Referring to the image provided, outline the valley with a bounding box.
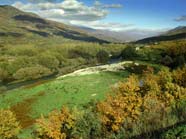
[0,2,186,139]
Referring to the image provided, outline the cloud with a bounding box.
[13,0,109,22]
[93,1,122,9]
[70,20,133,31]
[28,0,57,3]
[12,0,125,30]
[103,4,123,8]
[174,15,186,22]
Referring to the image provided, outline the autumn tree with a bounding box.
[97,75,142,134]
[97,67,186,137]
[36,107,76,139]
[0,109,21,139]
[172,67,186,87]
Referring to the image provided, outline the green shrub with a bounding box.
[161,125,186,139]
[74,110,102,139]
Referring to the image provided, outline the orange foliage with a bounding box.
[97,75,142,133]
[36,107,75,139]
[97,67,186,134]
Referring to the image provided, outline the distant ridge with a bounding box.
[166,26,186,35]
[136,26,186,43]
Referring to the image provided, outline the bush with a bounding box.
[96,50,109,63]
[125,64,149,74]
[161,55,173,66]
[35,107,76,139]
[161,125,186,139]
[172,67,186,87]
[174,55,185,68]
[97,68,186,138]
[74,110,102,139]
[173,100,186,121]
[0,109,21,139]
[0,86,7,93]
[0,68,9,83]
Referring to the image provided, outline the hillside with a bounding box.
[166,26,186,35]
[136,26,186,43]
[79,26,163,43]
[0,5,108,44]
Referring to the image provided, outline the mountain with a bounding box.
[79,27,163,43]
[136,26,186,44]
[0,5,108,44]
[166,26,186,35]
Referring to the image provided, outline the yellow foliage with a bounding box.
[97,75,143,132]
[117,75,140,95]
[36,107,75,139]
[97,67,186,134]
[172,67,186,87]
[0,109,21,139]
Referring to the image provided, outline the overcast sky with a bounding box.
[0,0,186,32]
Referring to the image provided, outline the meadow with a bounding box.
[0,70,129,138]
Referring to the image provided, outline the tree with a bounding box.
[121,46,137,60]
[0,68,9,83]
[161,55,173,67]
[96,50,109,63]
[13,66,52,81]
[37,53,60,70]
[172,67,186,87]
[0,109,21,139]
[174,55,185,68]
[36,107,76,139]
[74,110,102,139]
[97,75,142,134]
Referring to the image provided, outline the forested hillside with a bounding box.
[0,5,124,88]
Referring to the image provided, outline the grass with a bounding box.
[0,71,129,138]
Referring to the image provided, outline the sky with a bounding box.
[0,0,186,32]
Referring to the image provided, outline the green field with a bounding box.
[0,71,129,137]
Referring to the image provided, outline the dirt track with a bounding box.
[58,61,134,78]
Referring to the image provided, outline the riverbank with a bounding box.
[1,60,133,92]
[58,61,133,78]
